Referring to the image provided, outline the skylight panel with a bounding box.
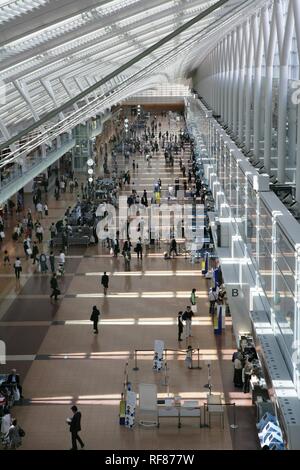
[0,0,48,25]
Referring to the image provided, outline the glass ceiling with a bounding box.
[0,0,263,149]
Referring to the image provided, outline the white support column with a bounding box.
[224,35,230,125]
[216,48,219,114]
[219,40,223,118]
[264,3,277,172]
[232,28,240,136]
[277,1,294,183]
[220,43,224,117]
[245,19,254,151]
[292,0,300,200]
[278,77,288,167]
[210,53,214,110]
[216,44,220,115]
[238,24,246,141]
[228,32,234,129]
[253,11,264,160]
[296,100,300,202]
[288,104,297,171]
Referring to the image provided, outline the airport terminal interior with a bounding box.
[1,0,300,452]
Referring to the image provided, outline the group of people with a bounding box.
[0,369,24,450]
[120,237,143,263]
[11,250,66,284]
[54,174,78,200]
[232,350,254,393]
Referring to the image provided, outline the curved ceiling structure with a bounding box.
[0,0,265,161]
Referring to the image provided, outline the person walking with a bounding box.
[32,241,39,265]
[177,311,184,342]
[233,351,244,388]
[208,286,219,315]
[14,257,22,279]
[5,419,23,449]
[242,357,253,393]
[50,222,57,241]
[190,288,197,314]
[175,177,180,197]
[185,345,193,369]
[122,240,131,264]
[44,203,48,217]
[50,273,60,301]
[1,409,12,436]
[54,186,60,200]
[36,201,43,219]
[101,272,109,295]
[62,230,68,252]
[23,238,31,260]
[39,253,48,273]
[113,238,120,257]
[169,237,178,257]
[90,306,100,334]
[182,305,194,338]
[141,190,148,207]
[36,224,44,243]
[67,405,84,450]
[59,251,65,270]
[135,237,143,260]
[7,368,24,398]
[49,251,56,273]
[3,250,11,266]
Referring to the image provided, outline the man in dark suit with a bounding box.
[101,272,109,296]
[68,405,84,450]
[7,369,23,398]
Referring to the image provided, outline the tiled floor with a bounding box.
[0,113,260,450]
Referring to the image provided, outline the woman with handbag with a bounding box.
[190,288,197,314]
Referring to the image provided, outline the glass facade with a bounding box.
[186,96,300,393]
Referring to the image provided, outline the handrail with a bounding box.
[203,401,238,429]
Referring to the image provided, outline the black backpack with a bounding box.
[90,309,100,321]
[182,311,188,321]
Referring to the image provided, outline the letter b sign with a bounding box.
[232,288,239,297]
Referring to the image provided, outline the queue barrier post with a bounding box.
[230,403,238,430]
[133,350,139,371]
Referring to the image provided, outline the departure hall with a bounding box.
[0,0,300,452]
